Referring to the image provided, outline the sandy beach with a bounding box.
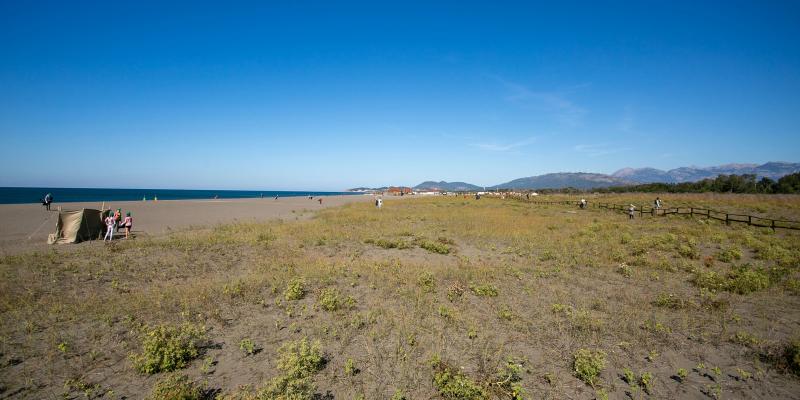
[0,194,376,255]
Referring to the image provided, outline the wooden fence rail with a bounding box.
[511,197,800,231]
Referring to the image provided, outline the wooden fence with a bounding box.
[515,198,800,231]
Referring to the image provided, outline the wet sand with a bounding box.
[0,194,377,255]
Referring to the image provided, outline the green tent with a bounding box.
[47,209,109,244]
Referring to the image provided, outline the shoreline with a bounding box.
[0,187,362,205]
[0,194,380,256]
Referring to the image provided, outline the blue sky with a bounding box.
[1,1,799,190]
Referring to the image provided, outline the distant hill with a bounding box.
[491,173,631,190]
[413,181,482,191]
[612,167,677,183]
[612,162,800,183]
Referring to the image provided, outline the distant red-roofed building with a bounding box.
[386,186,412,195]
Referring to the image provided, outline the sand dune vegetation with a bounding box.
[1,195,799,399]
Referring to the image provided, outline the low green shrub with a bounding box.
[622,368,635,386]
[726,266,771,294]
[344,358,358,376]
[639,372,654,394]
[497,305,513,321]
[318,288,341,311]
[573,349,606,386]
[677,243,700,259]
[148,374,203,400]
[284,277,306,301]
[240,338,256,355]
[492,359,525,399]
[676,368,688,381]
[369,238,412,249]
[652,293,691,309]
[731,331,761,347]
[717,247,743,263]
[693,265,773,294]
[470,284,499,297]
[260,338,324,399]
[419,240,451,254]
[131,323,206,374]
[417,271,436,293]
[431,359,487,400]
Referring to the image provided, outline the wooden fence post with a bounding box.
[771,219,776,231]
[725,214,730,225]
[748,215,752,226]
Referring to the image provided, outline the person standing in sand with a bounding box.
[122,212,133,239]
[318,198,323,205]
[103,213,115,241]
[42,193,53,210]
[113,209,122,232]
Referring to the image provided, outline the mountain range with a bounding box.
[489,173,629,190]
[611,162,800,183]
[413,181,483,191]
[348,162,800,191]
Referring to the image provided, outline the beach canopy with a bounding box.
[47,209,108,244]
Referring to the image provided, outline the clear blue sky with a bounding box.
[1,1,799,190]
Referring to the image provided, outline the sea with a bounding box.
[0,187,360,205]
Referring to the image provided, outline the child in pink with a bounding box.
[122,212,133,239]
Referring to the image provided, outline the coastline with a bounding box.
[0,194,378,255]
[0,187,359,205]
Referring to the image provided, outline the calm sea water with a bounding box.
[0,187,359,205]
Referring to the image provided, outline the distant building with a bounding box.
[386,186,413,196]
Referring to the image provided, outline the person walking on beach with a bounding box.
[318,198,323,205]
[42,193,53,210]
[103,213,115,241]
[628,204,636,220]
[122,212,133,239]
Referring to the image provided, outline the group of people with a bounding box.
[104,208,133,241]
[628,197,663,219]
[575,196,663,219]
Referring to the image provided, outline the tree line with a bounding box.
[596,172,800,194]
